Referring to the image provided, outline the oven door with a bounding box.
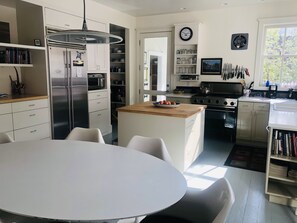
[205,107,237,129]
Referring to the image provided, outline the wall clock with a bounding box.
[231,33,249,50]
[179,27,193,41]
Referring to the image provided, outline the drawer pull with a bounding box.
[30,130,37,133]
[97,95,101,97]
[65,24,70,27]
[29,114,36,117]
[97,102,101,104]
[28,104,36,107]
[97,114,102,116]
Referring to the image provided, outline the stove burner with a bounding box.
[191,95,238,108]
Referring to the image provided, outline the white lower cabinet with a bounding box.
[0,103,14,138]
[236,101,269,146]
[88,90,111,135]
[0,98,51,141]
[14,123,50,141]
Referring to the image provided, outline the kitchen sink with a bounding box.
[273,100,297,111]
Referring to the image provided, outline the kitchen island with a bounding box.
[117,101,206,172]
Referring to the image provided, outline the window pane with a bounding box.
[263,56,281,83]
[282,56,297,88]
[264,28,284,55]
[284,27,297,55]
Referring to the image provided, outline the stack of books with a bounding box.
[272,130,297,158]
[270,162,288,178]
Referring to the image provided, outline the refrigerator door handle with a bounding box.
[65,50,72,132]
[68,50,75,130]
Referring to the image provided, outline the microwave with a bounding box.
[88,73,105,90]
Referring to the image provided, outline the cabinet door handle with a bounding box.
[28,104,36,107]
[97,102,101,104]
[65,24,70,27]
[29,113,36,117]
[97,95,101,97]
[30,130,37,133]
[97,114,102,117]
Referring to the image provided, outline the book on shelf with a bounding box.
[272,130,297,159]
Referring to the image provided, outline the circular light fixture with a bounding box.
[46,0,123,45]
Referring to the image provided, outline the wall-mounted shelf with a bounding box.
[0,42,46,51]
[0,63,33,67]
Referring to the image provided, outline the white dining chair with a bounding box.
[126,135,173,223]
[0,132,14,144]
[140,177,235,223]
[65,127,105,143]
[126,135,173,164]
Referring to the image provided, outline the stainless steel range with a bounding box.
[191,82,243,140]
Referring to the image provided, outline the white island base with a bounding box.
[118,102,205,172]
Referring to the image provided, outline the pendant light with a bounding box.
[46,0,123,45]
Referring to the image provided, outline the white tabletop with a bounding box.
[0,140,186,222]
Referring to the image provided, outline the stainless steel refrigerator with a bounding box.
[48,45,89,139]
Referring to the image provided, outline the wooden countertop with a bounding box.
[117,101,206,118]
[0,95,48,104]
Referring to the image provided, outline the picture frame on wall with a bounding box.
[201,58,222,75]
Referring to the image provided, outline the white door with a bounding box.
[139,31,172,102]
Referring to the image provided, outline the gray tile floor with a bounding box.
[105,129,297,223]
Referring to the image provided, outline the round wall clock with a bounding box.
[179,27,193,41]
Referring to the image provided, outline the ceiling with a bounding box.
[92,0,295,17]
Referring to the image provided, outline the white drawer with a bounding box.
[12,99,48,113]
[88,98,108,112]
[88,90,108,100]
[238,102,253,112]
[254,102,269,111]
[13,108,49,130]
[14,123,50,141]
[0,103,12,115]
[89,110,109,134]
[0,114,13,132]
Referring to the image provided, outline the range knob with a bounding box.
[224,101,228,105]
[216,100,220,104]
[230,102,235,106]
[208,99,211,103]
[199,99,204,103]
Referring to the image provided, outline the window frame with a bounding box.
[254,16,297,90]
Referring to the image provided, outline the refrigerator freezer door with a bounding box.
[69,49,89,129]
[49,46,71,139]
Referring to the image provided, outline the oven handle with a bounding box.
[206,108,236,113]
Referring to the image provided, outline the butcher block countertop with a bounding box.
[117,101,206,118]
[0,95,48,104]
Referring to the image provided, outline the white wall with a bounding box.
[136,2,297,88]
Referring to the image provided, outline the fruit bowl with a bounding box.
[153,101,180,108]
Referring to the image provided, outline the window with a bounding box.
[255,17,297,89]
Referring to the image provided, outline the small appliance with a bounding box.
[268,85,278,98]
[88,73,105,90]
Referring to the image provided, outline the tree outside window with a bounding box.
[262,26,297,88]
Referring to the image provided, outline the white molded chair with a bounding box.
[0,133,14,144]
[140,178,235,223]
[127,135,173,223]
[126,135,173,164]
[65,127,105,143]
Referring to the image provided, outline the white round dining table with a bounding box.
[0,140,186,222]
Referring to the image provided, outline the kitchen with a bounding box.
[0,0,297,222]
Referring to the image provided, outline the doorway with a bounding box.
[139,31,172,102]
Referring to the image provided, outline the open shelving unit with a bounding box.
[265,128,297,215]
[109,24,127,124]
